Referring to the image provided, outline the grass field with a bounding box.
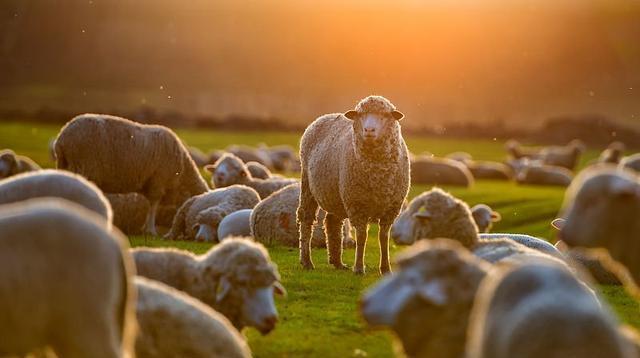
[1,120,638,357]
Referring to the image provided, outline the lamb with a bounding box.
[0,149,41,179]
[466,259,636,358]
[552,165,640,286]
[0,169,112,224]
[0,198,136,357]
[218,209,253,240]
[598,142,626,165]
[411,156,474,187]
[164,185,260,242]
[555,240,624,285]
[188,146,209,167]
[471,204,501,233]
[620,153,640,173]
[134,277,251,358]
[298,95,410,274]
[205,153,297,198]
[246,161,272,179]
[132,238,285,334]
[538,139,586,170]
[54,113,209,235]
[515,163,573,187]
[251,183,355,248]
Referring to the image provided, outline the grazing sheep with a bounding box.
[134,277,251,358]
[598,142,626,165]
[515,163,573,187]
[0,199,136,357]
[298,95,410,274]
[411,156,474,187]
[471,204,501,233]
[251,183,355,249]
[164,185,260,242]
[466,259,635,358]
[466,161,513,181]
[54,114,208,235]
[188,146,209,167]
[227,145,273,169]
[246,161,272,179]
[555,240,624,285]
[621,153,640,173]
[539,139,586,170]
[552,165,640,285]
[0,169,112,224]
[218,209,253,240]
[132,238,285,333]
[505,139,542,160]
[0,149,40,179]
[205,153,297,198]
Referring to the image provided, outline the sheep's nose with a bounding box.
[364,127,376,134]
[260,315,278,335]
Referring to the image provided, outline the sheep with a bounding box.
[411,156,474,187]
[466,259,636,358]
[132,237,285,334]
[205,153,298,198]
[218,209,253,240]
[246,161,272,179]
[466,161,513,181]
[538,139,586,170]
[207,149,225,165]
[598,141,626,165]
[0,149,40,179]
[0,198,136,357]
[505,139,542,160]
[0,169,112,224]
[470,204,501,233]
[621,153,640,173]
[188,146,209,167]
[54,113,209,235]
[298,95,410,274]
[227,145,274,169]
[251,183,355,249]
[515,163,573,187]
[445,151,473,163]
[134,277,251,358]
[555,240,624,285]
[260,144,298,171]
[164,185,260,242]
[552,165,640,286]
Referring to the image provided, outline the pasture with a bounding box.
[1,120,638,357]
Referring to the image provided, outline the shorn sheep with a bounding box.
[133,238,285,334]
[0,169,112,224]
[0,198,136,357]
[552,165,640,286]
[0,149,40,179]
[410,155,474,187]
[466,259,636,358]
[218,209,254,240]
[135,277,251,358]
[164,185,260,242]
[298,95,410,274]
[205,153,297,198]
[54,113,209,235]
[470,204,501,233]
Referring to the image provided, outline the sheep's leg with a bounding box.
[297,172,318,270]
[325,213,348,270]
[353,222,368,275]
[378,221,392,275]
[144,200,159,236]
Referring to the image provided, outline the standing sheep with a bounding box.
[54,114,208,235]
[205,153,297,198]
[132,238,286,334]
[0,149,40,179]
[298,95,410,274]
[471,204,501,233]
[135,277,251,358]
[410,156,474,187]
[0,169,112,224]
[0,198,136,357]
[539,139,586,170]
[164,185,260,242]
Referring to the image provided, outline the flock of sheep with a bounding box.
[0,94,639,357]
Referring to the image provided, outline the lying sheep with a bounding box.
[227,145,273,169]
[515,163,573,187]
[135,277,251,358]
[466,161,513,181]
[218,209,253,240]
[505,139,542,160]
[132,237,285,333]
[164,185,260,242]
[0,149,40,179]
[54,114,209,235]
[298,95,410,274]
[552,165,640,286]
[106,193,177,235]
[251,183,355,249]
[205,153,297,198]
[471,204,501,233]
[246,161,272,179]
[411,156,474,187]
[555,240,624,285]
[598,142,626,165]
[188,146,209,167]
[466,259,635,358]
[0,169,112,224]
[620,153,640,173]
[539,139,586,170]
[0,199,136,357]
[445,151,473,163]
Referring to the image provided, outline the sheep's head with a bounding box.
[193,208,225,242]
[568,139,586,155]
[0,150,18,178]
[344,95,403,147]
[205,153,251,188]
[200,238,286,334]
[471,204,501,233]
[360,239,489,357]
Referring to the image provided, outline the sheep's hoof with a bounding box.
[353,266,366,275]
[379,266,392,275]
[332,262,349,270]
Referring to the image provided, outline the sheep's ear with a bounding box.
[551,218,565,230]
[274,281,287,298]
[204,164,216,173]
[344,110,358,120]
[1,153,17,169]
[391,110,404,121]
[216,276,232,302]
[413,211,432,221]
[491,211,502,222]
[417,280,448,306]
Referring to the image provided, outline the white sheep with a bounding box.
[0,198,136,357]
[0,169,112,224]
[410,155,474,187]
[134,277,251,358]
[515,162,573,187]
[538,139,586,170]
[218,209,253,240]
[466,258,636,358]
[620,153,640,173]
[54,113,209,235]
[0,149,40,179]
[470,204,501,233]
[132,237,286,334]
[298,95,410,274]
[164,185,260,242]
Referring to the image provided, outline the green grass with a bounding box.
[1,120,638,357]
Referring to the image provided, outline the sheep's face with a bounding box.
[0,151,17,178]
[471,206,501,233]
[205,156,250,188]
[345,110,403,145]
[194,209,223,242]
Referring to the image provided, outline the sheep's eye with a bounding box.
[240,171,246,177]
